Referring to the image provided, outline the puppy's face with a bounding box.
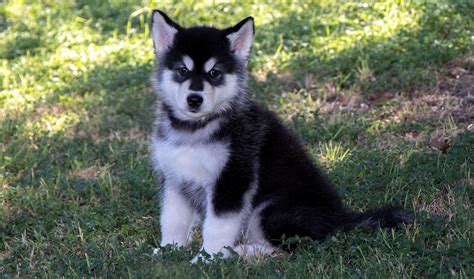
[151,11,254,121]
[159,39,240,121]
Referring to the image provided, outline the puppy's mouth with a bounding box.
[180,108,211,120]
[175,103,220,121]
[185,102,227,119]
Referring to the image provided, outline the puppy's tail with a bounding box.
[342,205,414,231]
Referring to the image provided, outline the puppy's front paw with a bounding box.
[152,247,161,255]
[190,247,233,264]
[190,253,209,264]
[152,243,183,256]
[190,249,217,264]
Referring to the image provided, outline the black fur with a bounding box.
[212,101,413,247]
[151,10,413,250]
[161,103,220,132]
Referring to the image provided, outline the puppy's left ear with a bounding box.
[224,17,254,60]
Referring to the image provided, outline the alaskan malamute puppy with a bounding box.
[150,10,413,262]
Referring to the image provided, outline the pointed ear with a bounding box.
[151,10,181,54]
[225,17,254,60]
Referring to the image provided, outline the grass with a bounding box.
[1,0,473,277]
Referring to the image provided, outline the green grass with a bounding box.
[1,0,473,277]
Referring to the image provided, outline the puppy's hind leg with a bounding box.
[234,202,277,259]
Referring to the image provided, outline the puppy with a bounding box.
[149,10,413,262]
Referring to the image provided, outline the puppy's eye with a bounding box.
[177,67,190,76]
[208,69,222,79]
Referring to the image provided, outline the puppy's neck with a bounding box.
[161,103,219,132]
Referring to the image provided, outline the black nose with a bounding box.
[187,94,203,109]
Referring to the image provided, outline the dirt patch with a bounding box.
[74,166,105,180]
[423,189,456,221]
[321,56,473,131]
[422,185,471,222]
[437,56,474,123]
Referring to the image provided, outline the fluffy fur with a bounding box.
[149,10,413,262]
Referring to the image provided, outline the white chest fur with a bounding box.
[152,139,230,186]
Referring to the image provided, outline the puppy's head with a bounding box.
[151,10,254,121]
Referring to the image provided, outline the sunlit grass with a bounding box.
[318,141,351,168]
[1,0,473,277]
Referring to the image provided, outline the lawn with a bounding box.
[1,0,473,277]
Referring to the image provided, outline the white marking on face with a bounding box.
[211,74,239,113]
[183,55,194,71]
[204,57,217,72]
[156,68,240,121]
[155,69,179,109]
[158,69,194,120]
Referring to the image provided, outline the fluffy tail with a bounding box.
[342,205,414,231]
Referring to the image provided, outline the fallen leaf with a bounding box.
[380,91,392,100]
[448,67,469,79]
[369,91,392,102]
[336,95,349,105]
[428,139,450,154]
[75,166,103,179]
[325,81,336,94]
[368,95,377,101]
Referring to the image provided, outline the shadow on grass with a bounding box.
[2,0,472,216]
[2,0,472,233]
[1,59,155,184]
[1,1,473,275]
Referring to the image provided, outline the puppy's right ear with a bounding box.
[151,10,181,54]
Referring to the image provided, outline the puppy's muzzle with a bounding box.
[187,93,203,111]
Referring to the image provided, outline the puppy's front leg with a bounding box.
[191,150,256,263]
[160,185,195,248]
[191,211,243,263]
[202,211,243,255]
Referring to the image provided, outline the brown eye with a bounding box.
[177,67,189,76]
[208,69,221,79]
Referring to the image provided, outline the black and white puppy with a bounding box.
[150,10,413,262]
